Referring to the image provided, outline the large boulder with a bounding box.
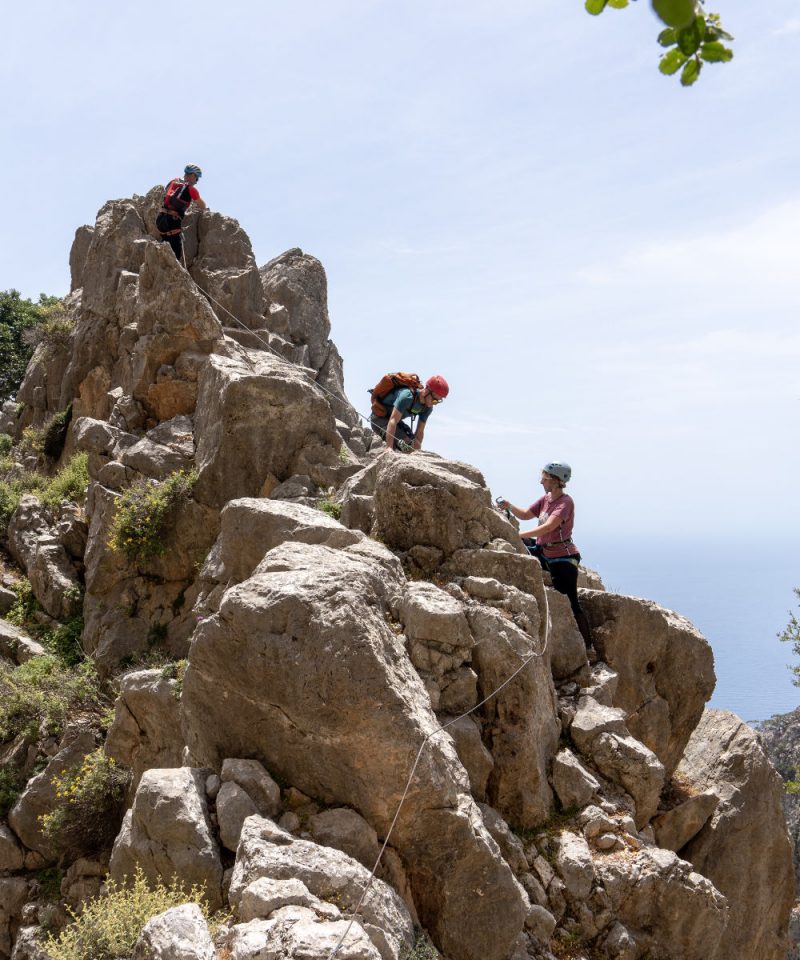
[594,847,727,960]
[192,352,347,509]
[109,767,223,911]
[181,541,527,960]
[104,668,185,791]
[372,455,520,559]
[582,592,715,777]
[678,709,795,960]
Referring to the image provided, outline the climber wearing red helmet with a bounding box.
[370,375,449,453]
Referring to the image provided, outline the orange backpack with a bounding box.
[369,372,423,417]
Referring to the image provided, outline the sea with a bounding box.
[581,536,799,725]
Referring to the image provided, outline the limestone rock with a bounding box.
[553,831,594,901]
[182,542,527,960]
[132,902,215,960]
[443,715,493,801]
[221,758,282,820]
[469,607,559,827]
[70,224,94,292]
[200,497,363,590]
[594,846,727,960]
[551,748,600,810]
[545,587,587,680]
[590,732,665,829]
[308,808,380,871]
[0,824,24,873]
[582,592,715,777]
[478,804,528,876]
[9,726,97,860]
[217,781,260,852]
[569,696,628,754]
[678,709,794,960]
[239,876,330,922]
[0,621,46,665]
[109,767,223,911]
[652,791,718,852]
[105,668,184,791]
[6,496,81,620]
[401,581,472,680]
[193,352,346,509]
[372,454,519,558]
[0,877,29,959]
[229,816,412,960]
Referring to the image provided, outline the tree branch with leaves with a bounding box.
[585,0,734,86]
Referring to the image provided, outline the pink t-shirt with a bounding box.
[528,493,579,558]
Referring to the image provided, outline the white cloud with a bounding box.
[773,18,800,36]
[573,198,800,305]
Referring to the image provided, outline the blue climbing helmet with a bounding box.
[184,164,203,179]
[544,462,571,483]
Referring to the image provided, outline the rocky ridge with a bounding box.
[0,191,794,960]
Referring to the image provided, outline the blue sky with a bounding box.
[1,0,798,548]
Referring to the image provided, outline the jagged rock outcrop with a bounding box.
[677,709,795,960]
[181,537,528,960]
[1,191,795,960]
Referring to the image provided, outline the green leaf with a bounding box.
[659,48,688,75]
[677,16,705,56]
[700,41,733,62]
[607,0,629,7]
[680,58,702,86]
[585,0,608,14]
[657,27,678,46]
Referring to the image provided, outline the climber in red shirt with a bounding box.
[156,164,207,262]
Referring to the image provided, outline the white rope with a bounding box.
[325,586,552,960]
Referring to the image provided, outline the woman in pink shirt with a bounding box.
[498,462,592,649]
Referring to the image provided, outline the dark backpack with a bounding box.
[163,178,191,217]
[369,372,423,417]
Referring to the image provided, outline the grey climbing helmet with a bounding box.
[543,461,571,483]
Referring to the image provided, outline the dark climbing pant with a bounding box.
[156,212,183,261]
[369,414,415,451]
[526,544,593,648]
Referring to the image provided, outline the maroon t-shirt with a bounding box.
[528,493,579,559]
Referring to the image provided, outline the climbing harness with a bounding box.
[325,586,552,960]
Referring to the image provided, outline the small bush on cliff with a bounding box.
[45,867,224,960]
[23,297,74,349]
[108,469,197,565]
[41,451,89,509]
[317,495,342,520]
[42,403,73,460]
[0,766,24,818]
[401,931,440,959]
[0,656,102,742]
[39,749,128,857]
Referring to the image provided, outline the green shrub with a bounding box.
[24,299,74,350]
[0,766,24,819]
[41,452,89,509]
[0,469,46,532]
[401,931,441,960]
[19,424,46,457]
[108,470,197,565]
[317,497,342,521]
[39,749,128,857]
[0,656,103,742]
[0,290,52,400]
[0,434,11,456]
[42,404,73,460]
[45,867,225,960]
[42,615,85,667]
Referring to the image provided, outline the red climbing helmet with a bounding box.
[425,375,449,400]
